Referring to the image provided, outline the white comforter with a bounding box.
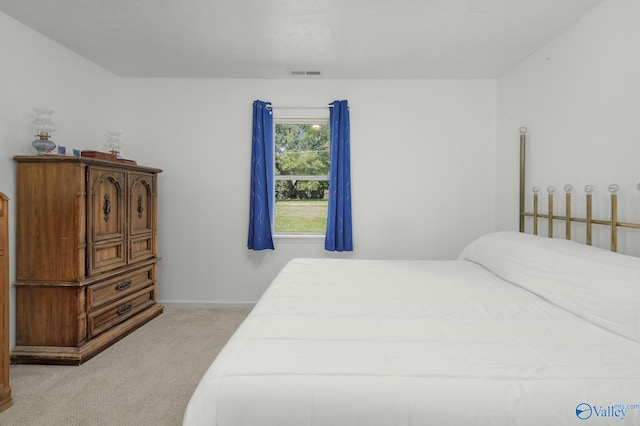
[184,232,640,425]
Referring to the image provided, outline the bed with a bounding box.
[184,130,640,425]
[184,232,640,425]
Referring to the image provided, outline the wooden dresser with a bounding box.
[11,156,163,365]
[0,193,13,411]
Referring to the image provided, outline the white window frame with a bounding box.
[273,115,330,237]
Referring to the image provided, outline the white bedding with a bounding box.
[184,232,640,425]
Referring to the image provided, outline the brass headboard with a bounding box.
[518,127,640,252]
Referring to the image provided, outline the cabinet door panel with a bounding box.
[16,162,86,281]
[88,167,126,275]
[129,235,153,262]
[15,286,86,347]
[91,241,126,272]
[128,172,156,262]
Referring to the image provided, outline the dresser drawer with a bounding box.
[87,266,154,310]
[87,287,155,338]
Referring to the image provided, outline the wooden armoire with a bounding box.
[11,156,163,365]
[0,193,13,411]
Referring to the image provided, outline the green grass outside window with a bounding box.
[275,199,328,233]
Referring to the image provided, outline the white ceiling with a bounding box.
[0,0,604,79]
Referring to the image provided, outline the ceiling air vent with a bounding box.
[289,70,322,76]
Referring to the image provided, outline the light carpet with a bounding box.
[1,307,251,426]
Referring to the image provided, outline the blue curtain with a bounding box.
[325,100,353,252]
[247,100,275,250]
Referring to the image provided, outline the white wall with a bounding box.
[0,10,497,347]
[496,0,640,256]
[119,78,497,305]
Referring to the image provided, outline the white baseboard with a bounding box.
[159,300,256,309]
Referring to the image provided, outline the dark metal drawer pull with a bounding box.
[137,195,144,219]
[103,193,111,222]
[115,280,132,291]
[118,302,134,315]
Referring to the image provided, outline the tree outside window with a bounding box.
[274,121,329,234]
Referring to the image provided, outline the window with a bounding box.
[274,118,330,234]
[248,99,351,251]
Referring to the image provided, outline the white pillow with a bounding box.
[459,231,640,342]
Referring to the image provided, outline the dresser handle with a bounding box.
[103,193,111,222]
[118,302,134,315]
[115,280,132,291]
[137,195,144,219]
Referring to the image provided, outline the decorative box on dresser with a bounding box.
[11,155,163,365]
[0,193,13,411]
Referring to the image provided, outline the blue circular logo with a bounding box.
[576,403,593,420]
